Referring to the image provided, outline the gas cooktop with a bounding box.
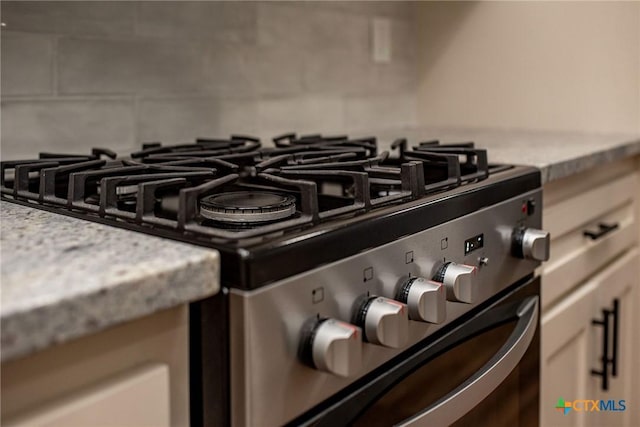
[0,133,539,288]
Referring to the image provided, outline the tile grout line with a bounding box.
[133,0,145,146]
[133,95,140,145]
[51,35,59,97]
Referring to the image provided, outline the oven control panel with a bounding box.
[229,189,547,427]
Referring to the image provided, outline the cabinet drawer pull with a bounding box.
[583,222,619,240]
[591,298,620,392]
[591,307,611,391]
[610,299,620,378]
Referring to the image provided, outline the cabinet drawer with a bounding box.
[542,173,638,307]
[544,172,637,240]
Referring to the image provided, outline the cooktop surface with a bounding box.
[1,133,540,287]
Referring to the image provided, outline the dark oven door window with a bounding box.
[290,277,540,427]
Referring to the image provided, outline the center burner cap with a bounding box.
[199,191,297,224]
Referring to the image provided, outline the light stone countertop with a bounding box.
[374,127,640,183]
[0,202,220,362]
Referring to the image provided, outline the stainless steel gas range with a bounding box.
[1,134,549,427]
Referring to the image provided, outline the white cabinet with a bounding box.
[541,158,640,426]
[542,168,637,307]
[1,306,190,427]
[541,249,638,427]
[541,277,597,427]
[586,249,638,427]
[4,364,170,427]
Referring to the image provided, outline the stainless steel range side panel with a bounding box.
[230,189,542,427]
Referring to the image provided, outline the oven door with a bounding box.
[289,276,540,427]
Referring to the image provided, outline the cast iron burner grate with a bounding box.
[0,133,502,243]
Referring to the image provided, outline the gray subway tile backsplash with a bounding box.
[257,3,369,52]
[1,32,54,96]
[302,48,373,95]
[57,38,206,95]
[135,2,257,43]
[1,99,135,158]
[136,97,221,143]
[257,94,345,138]
[1,1,136,37]
[216,98,260,138]
[1,1,418,159]
[344,93,417,132]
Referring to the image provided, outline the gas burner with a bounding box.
[96,183,138,197]
[199,191,297,224]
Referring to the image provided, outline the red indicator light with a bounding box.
[522,203,527,214]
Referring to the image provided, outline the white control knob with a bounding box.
[302,318,362,377]
[354,296,409,348]
[433,262,477,304]
[512,227,550,261]
[396,277,446,324]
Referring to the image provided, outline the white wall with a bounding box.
[416,1,640,134]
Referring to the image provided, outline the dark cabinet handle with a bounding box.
[583,222,619,240]
[610,299,620,377]
[591,307,611,391]
[591,298,621,391]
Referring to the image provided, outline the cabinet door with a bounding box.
[586,248,638,427]
[541,279,597,427]
[4,364,170,427]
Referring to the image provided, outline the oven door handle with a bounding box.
[397,296,538,427]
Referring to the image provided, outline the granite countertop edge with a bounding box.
[1,251,219,363]
[539,137,640,183]
[1,202,220,363]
